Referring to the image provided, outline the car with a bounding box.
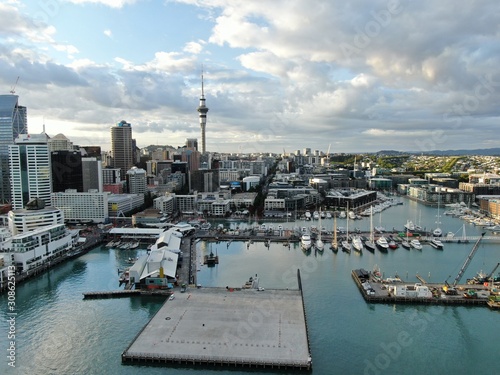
[169,294,175,300]
[257,287,265,291]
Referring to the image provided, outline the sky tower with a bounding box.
[197,70,209,154]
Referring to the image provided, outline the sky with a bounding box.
[1,0,500,154]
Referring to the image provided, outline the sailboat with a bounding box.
[330,216,338,252]
[433,189,443,237]
[315,208,325,251]
[364,206,376,252]
[401,229,411,249]
[341,203,352,253]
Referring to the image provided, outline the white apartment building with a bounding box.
[52,189,109,223]
[127,167,147,194]
[108,194,144,216]
[9,133,53,209]
[211,199,231,216]
[154,194,175,216]
[8,204,64,235]
[175,195,197,214]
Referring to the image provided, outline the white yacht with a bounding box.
[376,236,389,251]
[410,239,423,250]
[430,238,444,249]
[301,233,312,251]
[352,235,363,253]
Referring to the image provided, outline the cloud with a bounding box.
[67,0,139,8]
[2,0,500,153]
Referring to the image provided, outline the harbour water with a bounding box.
[1,198,499,374]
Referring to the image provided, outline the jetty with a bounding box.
[352,269,490,306]
[121,272,312,370]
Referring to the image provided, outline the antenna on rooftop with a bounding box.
[10,76,20,94]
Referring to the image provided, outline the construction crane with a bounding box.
[443,232,485,295]
[10,76,19,94]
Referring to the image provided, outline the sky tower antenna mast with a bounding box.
[197,66,209,154]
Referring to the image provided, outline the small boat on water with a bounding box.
[430,238,444,249]
[341,240,351,254]
[352,235,363,253]
[401,240,411,249]
[376,236,389,252]
[410,239,423,250]
[388,240,399,249]
[301,233,312,251]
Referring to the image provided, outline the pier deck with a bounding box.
[122,287,311,370]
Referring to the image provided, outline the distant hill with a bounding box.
[376,148,500,156]
[407,148,500,156]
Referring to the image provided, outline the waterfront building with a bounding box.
[324,189,377,210]
[51,150,83,192]
[476,196,500,219]
[126,167,147,194]
[264,197,286,211]
[368,177,392,190]
[211,199,231,217]
[9,133,52,210]
[108,194,144,217]
[7,200,64,235]
[174,194,197,214]
[0,94,27,204]
[153,194,175,217]
[52,189,109,223]
[1,223,78,274]
[111,120,134,178]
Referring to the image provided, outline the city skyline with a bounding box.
[1,1,500,154]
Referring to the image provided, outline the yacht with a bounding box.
[301,233,312,251]
[352,235,363,253]
[326,212,332,219]
[341,239,351,253]
[313,211,320,220]
[305,210,311,220]
[364,206,376,252]
[410,239,423,250]
[404,220,422,232]
[430,238,444,249]
[376,236,389,252]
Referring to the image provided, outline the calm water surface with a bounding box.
[1,199,499,374]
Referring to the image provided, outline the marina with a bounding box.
[2,197,500,375]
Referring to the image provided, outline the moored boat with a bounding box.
[410,239,423,250]
[430,238,444,249]
[376,236,389,252]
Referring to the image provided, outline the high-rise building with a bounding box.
[126,167,147,194]
[186,138,198,151]
[111,120,133,179]
[51,150,83,192]
[0,95,27,203]
[48,133,73,151]
[9,133,52,210]
[82,157,103,192]
[197,73,209,154]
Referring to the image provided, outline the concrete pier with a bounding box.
[122,286,312,370]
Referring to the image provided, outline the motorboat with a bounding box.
[430,238,444,249]
[388,240,399,249]
[352,235,363,253]
[410,239,423,250]
[376,236,389,252]
[301,233,312,251]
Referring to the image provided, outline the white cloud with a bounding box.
[66,0,139,8]
[183,41,203,54]
[103,29,113,38]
